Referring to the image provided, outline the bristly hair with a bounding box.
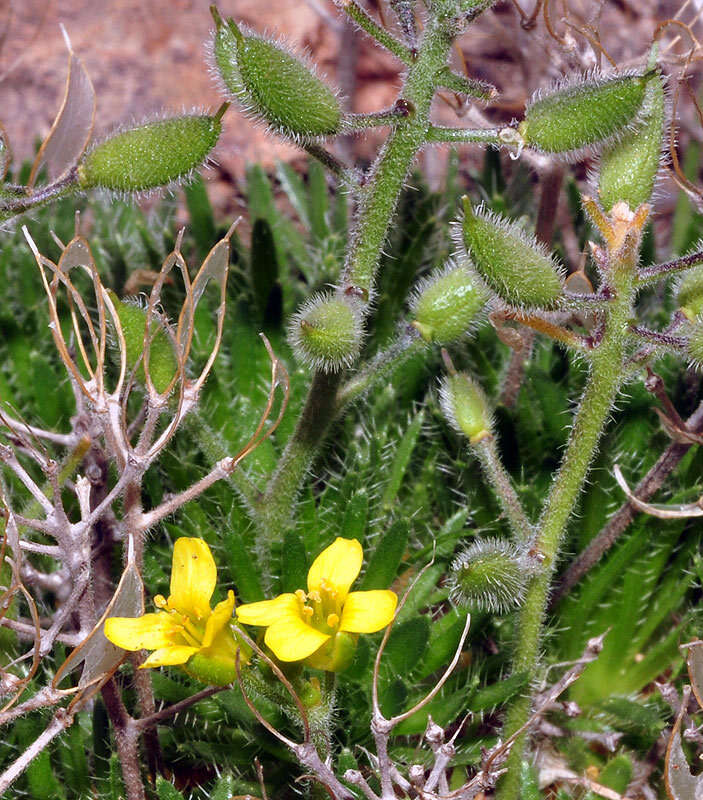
[205,24,343,146]
[524,66,654,164]
[588,69,672,210]
[449,202,566,314]
[287,290,364,372]
[78,108,219,201]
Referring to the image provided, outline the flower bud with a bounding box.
[598,71,666,212]
[519,70,650,160]
[211,16,342,140]
[449,538,528,614]
[676,263,703,322]
[289,293,362,372]
[459,198,564,310]
[410,263,487,344]
[108,292,178,394]
[439,371,492,444]
[78,114,221,193]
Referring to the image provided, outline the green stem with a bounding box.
[334,326,424,411]
[496,267,636,799]
[255,19,455,542]
[340,0,414,65]
[473,436,532,542]
[425,125,502,145]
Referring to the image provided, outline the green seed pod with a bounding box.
[459,198,564,310]
[108,292,178,394]
[449,538,528,614]
[410,263,487,344]
[210,16,341,140]
[686,318,703,368]
[289,293,362,372]
[78,114,221,193]
[676,261,703,321]
[519,69,650,160]
[440,371,492,444]
[598,71,666,211]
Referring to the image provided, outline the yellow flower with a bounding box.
[105,538,248,685]
[236,537,397,671]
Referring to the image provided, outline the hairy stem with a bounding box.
[496,253,636,799]
[254,18,455,546]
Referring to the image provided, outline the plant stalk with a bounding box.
[254,18,455,544]
[496,252,637,799]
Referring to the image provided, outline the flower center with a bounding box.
[154,594,206,647]
[295,579,343,634]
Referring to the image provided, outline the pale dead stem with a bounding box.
[0,218,290,799]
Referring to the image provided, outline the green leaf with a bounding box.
[381,411,424,510]
[184,173,217,259]
[156,777,187,800]
[250,218,283,326]
[341,490,369,542]
[383,616,430,674]
[281,528,308,592]
[360,520,408,590]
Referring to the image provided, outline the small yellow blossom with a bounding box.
[105,538,247,685]
[236,537,397,671]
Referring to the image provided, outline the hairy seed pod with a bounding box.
[686,319,703,367]
[78,115,221,193]
[676,262,703,321]
[449,538,528,614]
[211,17,341,140]
[440,371,492,444]
[410,263,487,344]
[108,292,178,394]
[598,71,666,212]
[519,70,650,159]
[289,293,362,372]
[459,198,564,310]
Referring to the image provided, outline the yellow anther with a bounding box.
[308,590,322,604]
[327,613,340,628]
[302,606,314,619]
[154,594,167,609]
[295,589,307,603]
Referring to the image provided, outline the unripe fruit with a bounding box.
[410,263,487,344]
[449,538,528,614]
[686,318,703,367]
[439,371,492,444]
[519,70,650,159]
[459,198,564,310]
[108,292,178,394]
[598,71,666,211]
[211,16,342,140]
[78,115,221,193]
[676,262,703,321]
[289,293,362,372]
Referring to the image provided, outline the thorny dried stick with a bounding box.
[233,631,354,800]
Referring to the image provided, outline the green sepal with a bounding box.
[289,293,362,372]
[440,371,492,443]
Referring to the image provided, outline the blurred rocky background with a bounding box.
[1,0,702,223]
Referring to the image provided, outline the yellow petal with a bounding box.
[236,594,299,627]
[104,613,183,651]
[339,590,397,633]
[168,538,217,619]
[307,538,362,601]
[202,590,235,648]
[141,645,199,668]
[264,616,330,662]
